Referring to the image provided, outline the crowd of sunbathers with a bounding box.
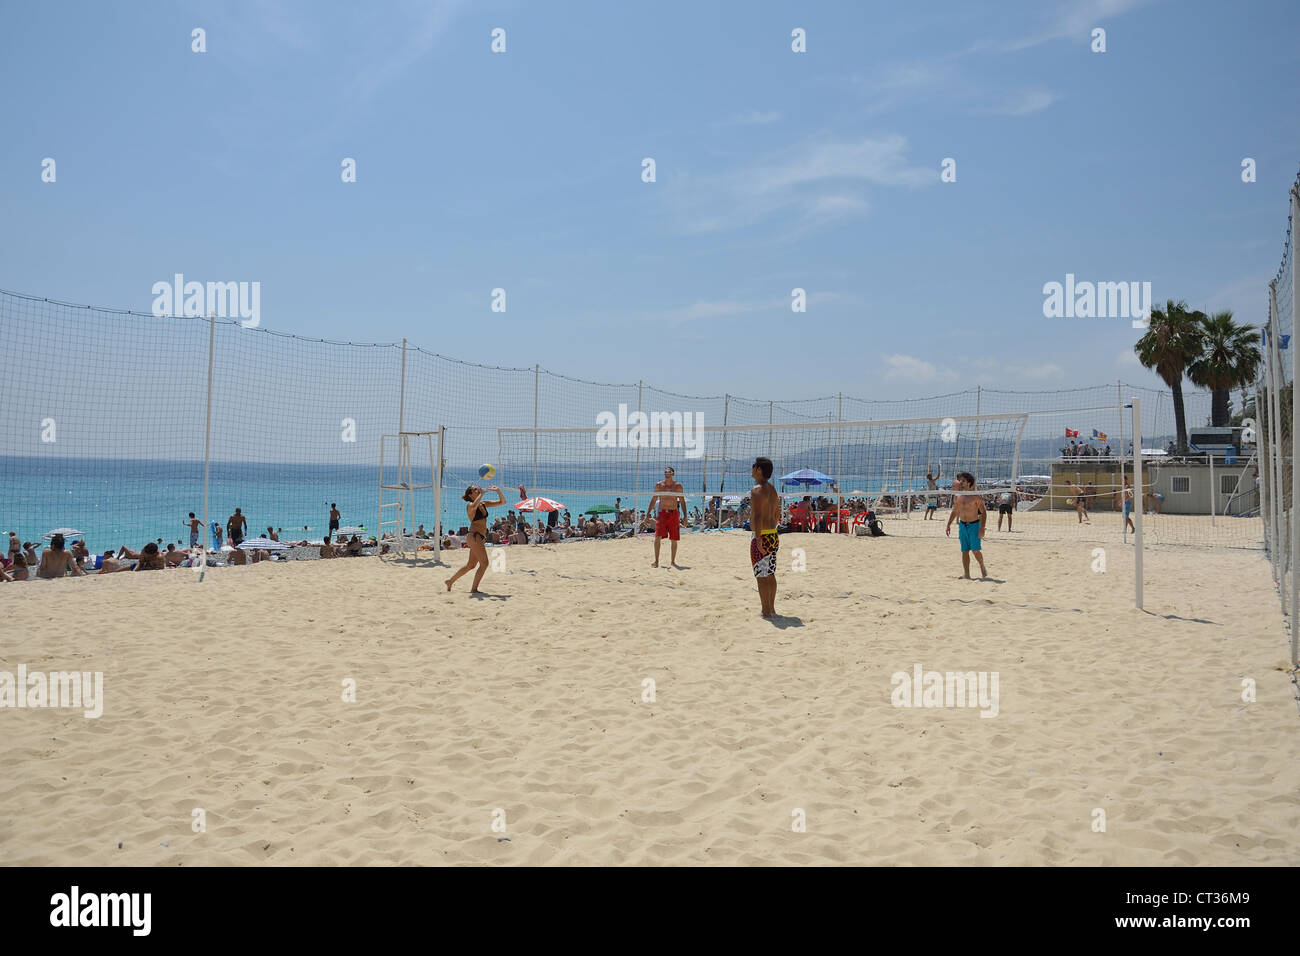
[0,523,381,581]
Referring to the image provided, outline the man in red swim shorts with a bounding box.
[648,466,686,568]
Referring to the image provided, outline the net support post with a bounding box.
[1131,397,1143,611]
[1291,184,1300,664]
[434,427,443,563]
[200,312,215,580]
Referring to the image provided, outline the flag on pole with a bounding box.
[1065,428,1079,437]
[1093,429,1108,441]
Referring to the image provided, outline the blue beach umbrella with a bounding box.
[778,468,832,487]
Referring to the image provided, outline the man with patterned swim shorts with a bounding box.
[749,456,781,618]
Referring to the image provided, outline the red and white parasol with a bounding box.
[515,497,565,512]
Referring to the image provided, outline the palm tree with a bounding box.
[1135,300,1203,453]
[1187,310,1262,426]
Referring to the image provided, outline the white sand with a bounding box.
[2,512,1298,865]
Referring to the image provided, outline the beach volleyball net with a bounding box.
[0,286,1262,575]
[498,413,1030,524]
[1257,172,1300,664]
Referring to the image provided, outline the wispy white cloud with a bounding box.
[968,357,1065,380]
[352,0,466,99]
[1201,275,1269,327]
[726,109,782,126]
[979,87,1061,116]
[674,300,755,321]
[882,354,956,384]
[660,291,843,323]
[665,135,933,236]
[1117,348,1142,367]
[999,0,1153,53]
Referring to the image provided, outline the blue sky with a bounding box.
[3,0,1298,400]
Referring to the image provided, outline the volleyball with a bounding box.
[478,463,496,480]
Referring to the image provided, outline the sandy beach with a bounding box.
[2,513,1297,866]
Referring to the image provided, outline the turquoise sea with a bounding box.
[0,455,953,551]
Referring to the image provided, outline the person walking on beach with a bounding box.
[227,508,247,547]
[945,472,988,579]
[924,464,941,519]
[329,503,340,539]
[647,466,686,568]
[185,512,201,549]
[749,456,781,618]
[446,484,506,595]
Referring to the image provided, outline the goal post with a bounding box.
[378,428,443,560]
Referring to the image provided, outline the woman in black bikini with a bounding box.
[446,484,506,594]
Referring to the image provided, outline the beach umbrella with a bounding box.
[236,537,290,551]
[516,497,564,512]
[583,504,617,515]
[42,527,84,539]
[778,468,832,486]
[334,526,366,536]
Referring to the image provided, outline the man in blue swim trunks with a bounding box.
[945,471,988,579]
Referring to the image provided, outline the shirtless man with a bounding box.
[945,472,988,579]
[749,456,781,617]
[38,534,84,579]
[1069,480,1090,524]
[185,512,201,549]
[227,507,248,546]
[647,466,686,568]
[924,464,941,519]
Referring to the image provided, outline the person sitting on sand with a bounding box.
[345,535,363,557]
[98,550,127,573]
[266,526,279,542]
[37,534,84,579]
[318,536,336,558]
[134,542,165,571]
[71,538,90,568]
[8,551,28,580]
[229,546,248,566]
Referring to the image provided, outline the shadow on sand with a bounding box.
[766,615,804,628]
